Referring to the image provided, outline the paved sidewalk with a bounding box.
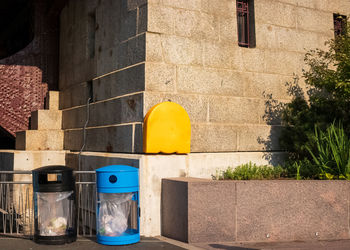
[194,239,350,250]
[2,236,350,250]
[0,236,189,250]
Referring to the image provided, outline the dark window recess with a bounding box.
[236,0,255,48]
[333,14,347,37]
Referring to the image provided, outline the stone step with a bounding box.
[45,91,60,110]
[0,150,66,171]
[15,130,64,150]
[30,109,62,130]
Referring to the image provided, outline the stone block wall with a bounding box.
[144,0,350,153]
[60,0,147,153]
[59,0,350,154]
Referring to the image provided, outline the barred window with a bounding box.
[236,0,255,48]
[333,13,347,37]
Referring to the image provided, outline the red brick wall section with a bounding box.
[0,65,47,136]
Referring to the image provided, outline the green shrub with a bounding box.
[280,21,350,160]
[216,162,287,180]
[306,122,350,180]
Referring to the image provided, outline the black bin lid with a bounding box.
[32,165,75,192]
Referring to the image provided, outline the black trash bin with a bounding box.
[32,165,77,244]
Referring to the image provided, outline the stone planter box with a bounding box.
[161,178,350,243]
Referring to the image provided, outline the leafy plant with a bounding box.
[306,122,350,180]
[216,162,287,180]
[280,21,350,160]
[282,159,319,180]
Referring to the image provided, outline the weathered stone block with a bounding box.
[133,123,143,153]
[237,125,282,151]
[93,64,145,102]
[191,123,238,152]
[127,0,147,10]
[202,42,235,69]
[236,181,350,241]
[45,91,60,110]
[201,0,234,17]
[264,50,302,75]
[296,8,333,34]
[161,178,236,243]
[120,8,137,41]
[243,72,292,100]
[72,59,96,87]
[162,0,201,10]
[96,34,145,76]
[162,178,350,243]
[144,92,208,123]
[219,15,237,45]
[241,48,266,73]
[145,33,163,62]
[62,93,144,129]
[174,10,220,41]
[16,130,64,151]
[177,66,244,96]
[139,155,188,236]
[64,125,134,152]
[161,179,188,242]
[255,0,297,28]
[145,62,176,92]
[31,110,62,130]
[161,35,202,66]
[209,96,261,124]
[59,82,92,110]
[127,33,146,66]
[137,4,147,34]
[147,4,175,34]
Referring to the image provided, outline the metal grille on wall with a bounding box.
[237,0,250,47]
[333,14,347,37]
[0,171,96,238]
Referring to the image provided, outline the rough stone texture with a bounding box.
[30,110,62,130]
[162,178,350,243]
[64,151,286,237]
[64,125,134,153]
[59,0,350,154]
[187,180,236,243]
[59,0,147,153]
[0,150,66,171]
[190,123,238,152]
[44,91,60,110]
[144,92,209,123]
[162,178,237,243]
[16,130,64,151]
[142,0,350,153]
[93,64,145,102]
[161,179,188,242]
[236,181,350,242]
[0,66,48,136]
[62,93,144,129]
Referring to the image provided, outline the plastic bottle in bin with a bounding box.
[32,165,77,245]
[96,165,140,245]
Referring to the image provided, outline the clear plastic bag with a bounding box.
[97,193,133,237]
[36,191,74,236]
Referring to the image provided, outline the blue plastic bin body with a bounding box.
[96,165,140,246]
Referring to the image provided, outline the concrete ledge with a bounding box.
[162,178,350,243]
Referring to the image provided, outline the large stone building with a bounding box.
[0,0,349,236]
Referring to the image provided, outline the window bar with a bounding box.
[237,0,250,47]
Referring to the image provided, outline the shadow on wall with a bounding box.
[258,75,305,166]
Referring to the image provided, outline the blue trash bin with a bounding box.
[96,165,140,245]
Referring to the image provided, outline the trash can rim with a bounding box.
[96,165,138,173]
[32,165,72,173]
